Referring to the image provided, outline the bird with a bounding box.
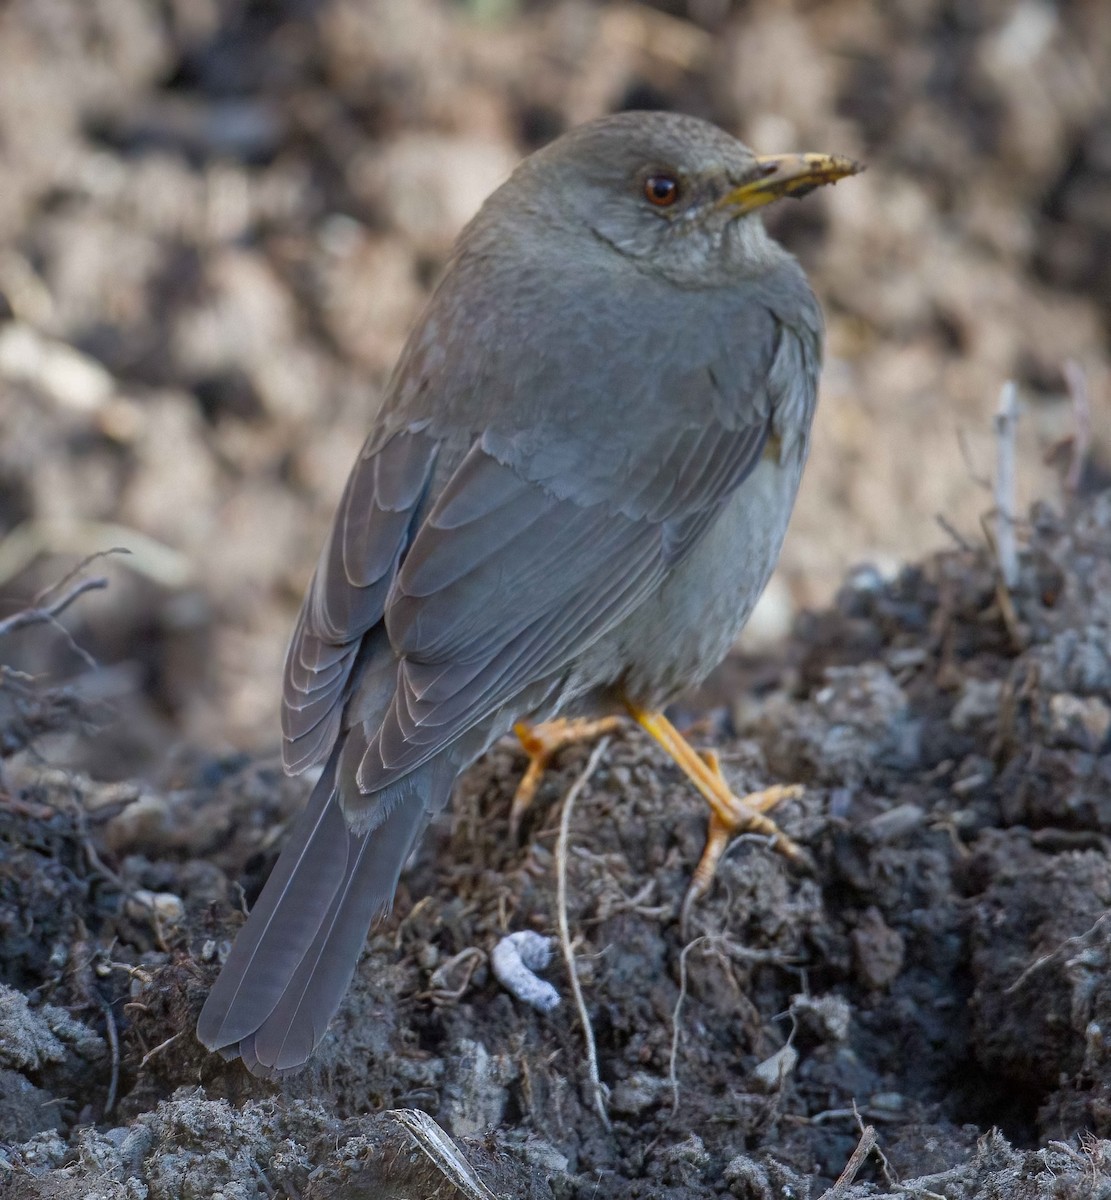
[197,110,860,1076]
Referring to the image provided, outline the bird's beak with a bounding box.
[718,153,863,216]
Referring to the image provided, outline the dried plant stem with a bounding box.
[555,737,612,1129]
[0,576,107,639]
[819,1122,877,1199]
[669,935,710,1114]
[1062,359,1091,495]
[993,381,1019,590]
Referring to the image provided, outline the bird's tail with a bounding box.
[196,749,447,1077]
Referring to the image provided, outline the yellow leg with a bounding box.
[510,716,625,839]
[625,702,804,918]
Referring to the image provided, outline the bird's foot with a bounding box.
[682,761,804,929]
[510,716,625,839]
[623,703,805,927]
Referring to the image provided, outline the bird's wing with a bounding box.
[280,429,439,774]
[356,320,817,791]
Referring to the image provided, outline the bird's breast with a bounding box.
[608,450,805,705]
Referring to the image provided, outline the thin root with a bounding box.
[555,737,612,1129]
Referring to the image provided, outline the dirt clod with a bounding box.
[2,494,1110,1195]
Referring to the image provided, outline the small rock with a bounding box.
[104,793,171,853]
[517,1136,569,1178]
[789,993,851,1043]
[438,1039,518,1138]
[950,678,1004,732]
[0,322,114,411]
[863,802,926,844]
[1046,693,1111,752]
[951,755,995,796]
[869,1090,908,1118]
[610,1071,667,1115]
[851,906,905,990]
[660,1132,711,1172]
[358,133,518,252]
[742,573,794,647]
[125,890,185,926]
[1037,629,1111,695]
[751,1044,799,1092]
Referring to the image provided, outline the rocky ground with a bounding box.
[2,0,1111,1197]
[4,487,1111,1197]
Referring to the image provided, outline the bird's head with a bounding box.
[492,111,861,288]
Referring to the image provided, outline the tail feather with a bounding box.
[197,757,347,1052]
[197,752,450,1076]
[242,794,427,1074]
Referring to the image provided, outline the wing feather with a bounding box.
[280,429,438,774]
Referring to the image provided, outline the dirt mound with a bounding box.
[2,492,1110,1196]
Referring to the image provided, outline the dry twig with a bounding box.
[1062,359,1092,496]
[1004,912,1111,995]
[993,381,1019,591]
[0,576,107,639]
[101,996,120,1117]
[390,1109,498,1200]
[555,737,612,1129]
[819,1122,877,1199]
[668,933,794,1114]
[669,935,710,1114]
[956,427,992,490]
[423,946,487,1006]
[138,1030,184,1071]
[934,513,974,553]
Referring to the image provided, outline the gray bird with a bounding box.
[197,111,860,1076]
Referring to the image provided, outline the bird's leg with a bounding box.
[624,702,804,921]
[510,716,625,839]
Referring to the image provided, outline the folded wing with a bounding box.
[358,407,774,789]
[280,429,439,774]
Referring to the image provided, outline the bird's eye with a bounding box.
[643,173,680,208]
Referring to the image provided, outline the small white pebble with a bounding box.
[125,890,185,925]
[751,1044,798,1092]
[491,931,560,1013]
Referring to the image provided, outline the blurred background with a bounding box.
[0,0,1108,778]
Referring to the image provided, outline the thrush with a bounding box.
[197,111,860,1076]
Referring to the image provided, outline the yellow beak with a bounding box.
[719,152,863,215]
